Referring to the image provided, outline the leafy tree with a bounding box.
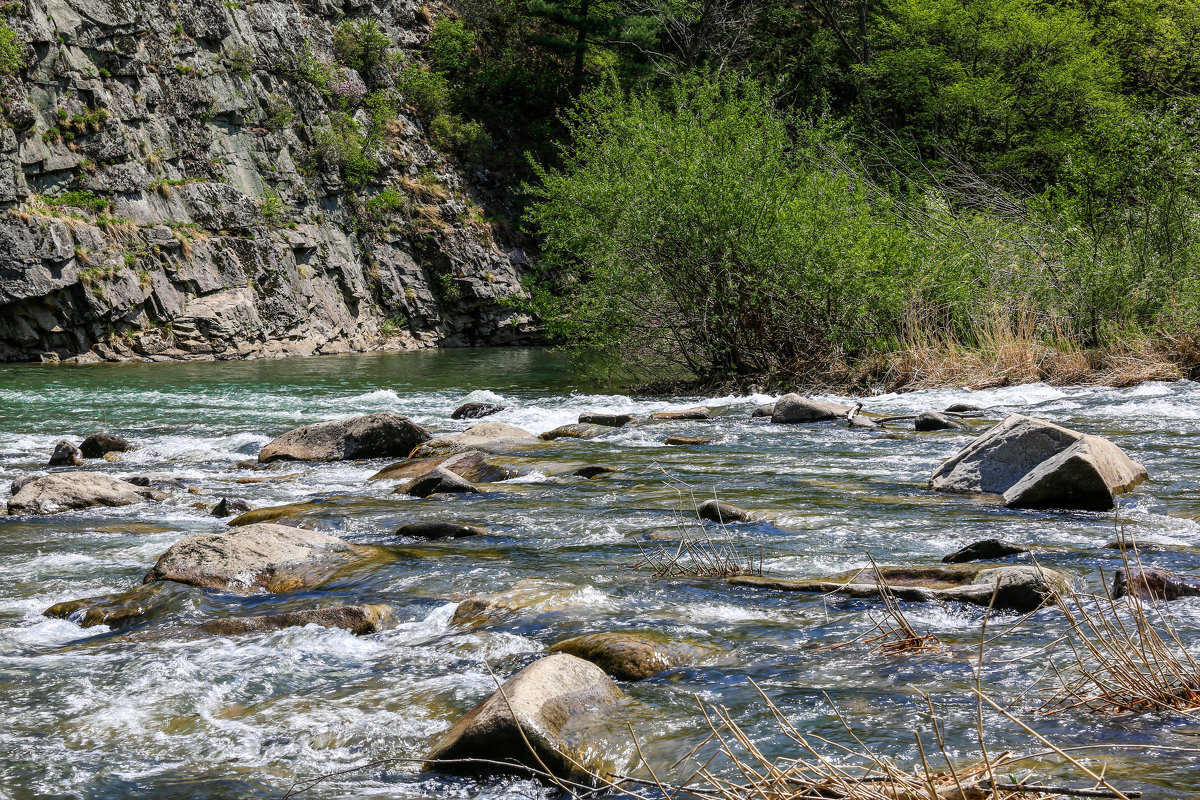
[527,0,624,95]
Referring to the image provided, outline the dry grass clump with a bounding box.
[823,560,943,657]
[633,530,762,578]
[1040,568,1200,718]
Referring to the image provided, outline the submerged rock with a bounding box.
[424,653,624,783]
[200,604,393,636]
[848,415,878,429]
[540,423,615,441]
[228,500,322,527]
[942,538,1028,563]
[578,412,633,427]
[697,499,755,523]
[1112,567,1200,602]
[396,521,487,539]
[48,440,83,467]
[650,407,710,420]
[144,523,379,593]
[730,563,1067,612]
[549,632,704,681]
[8,472,163,515]
[404,467,480,498]
[211,497,252,518]
[451,402,505,420]
[370,451,525,483]
[930,414,1147,510]
[258,413,431,463]
[44,583,181,629]
[664,436,712,446]
[450,579,589,627]
[770,394,850,423]
[80,433,132,459]
[914,411,963,431]
[751,404,775,418]
[573,466,620,479]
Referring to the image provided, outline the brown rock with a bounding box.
[48,440,83,467]
[697,499,755,523]
[1112,567,1200,602]
[942,538,1027,563]
[540,423,616,441]
[770,394,851,423]
[404,467,480,498]
[371,450,526,483]
[664,436,712,446]
[452,402,505,420]
[228,501,320,527]
[44,583,180,629]
[200,604,393,636]
[80,433,132,459]
[650,407,710,420]
[396,521,487,539]
[578,412,633,427]
[8,472,163,515]
[573,466,619,479]
[549,632,703,681]
[212,498,252,518]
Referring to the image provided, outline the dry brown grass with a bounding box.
[822,556,944,657]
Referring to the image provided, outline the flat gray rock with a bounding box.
[258,413,431,463]
[770,394,851,423]
[8,472,162,515]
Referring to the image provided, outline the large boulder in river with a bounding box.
[258,413,431,463]
[424,653,624,783]
[404,467,480,498]
[8,472,163,515]
[730,563,1067,612]
[144,523,381,593]
[930,414,1147,510]
[770,394,851,423]
[915,411,962,431]
[650,407,710,420]
[370,451,525,483]
[549,632,705,681]
[44,582,184,629]
[579,412,632,427]
[540,423,615,441]
[80,433,132,459]
[697,499,756,523]
[48,440,83,467]
[200,604,393,636]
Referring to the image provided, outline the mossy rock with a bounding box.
[549,632,706,681]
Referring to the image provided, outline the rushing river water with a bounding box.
[0,348,1198,799]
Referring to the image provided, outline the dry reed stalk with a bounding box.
[821,555,943,657]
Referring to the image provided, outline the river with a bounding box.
[0,348,1197,798]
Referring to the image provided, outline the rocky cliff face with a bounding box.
[0,0,538,362]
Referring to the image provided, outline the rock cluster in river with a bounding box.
[0,0,538,363]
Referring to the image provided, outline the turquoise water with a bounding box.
[0,349,1197,799]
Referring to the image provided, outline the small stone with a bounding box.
[405,467,480,498]
[697,499,754,523]
[1112,567,1200,602]
[942,538,1027,563]
[48,440,83,467]
[540,423,615,441]
[452,402,506,420]
[80,433,132,459]
[103,451,124,462]
[212,498,252,518]
[395,521,486,539]
[664,436,712,446]
[915,411,963,431]
[650,407,710,420]
[848,416,878,429]
[578,412,633,427]
[750,404,775,418]
[200,604,393,636]
[945,403,982,413]
[573,465,619,479]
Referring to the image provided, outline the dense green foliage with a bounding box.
[0,22,22,76]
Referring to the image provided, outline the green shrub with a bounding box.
[333,19,390,75]
[223,45,255,78]
[426,18,475,78]
[393,60,449,119]
[311,112,379,186]
[367,188,404,215]
[428,113,491,161]
[45,190,112,213]
[263,94,294,130]
[0,22,25,76]
[257,187,287,225]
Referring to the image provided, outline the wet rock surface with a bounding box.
[395,521,487,540]
[258,413,431,463]
[44,583,183,630]
[452,403,505,420]
[731,563,1068,612]
[942,538,1028,563]
[8,471,163,515]
[211,497,252,518]
[914,411,963,431]
[549,632,704,681]
[578,412,633,427]
[770,394,850,423]
[424,653,624,783]
[1112,567,1200,602]
[650,407,710,420]
[199,604,392,636]
[540,423,616,441]
[404,467,480,498]
[48,440,83,466]
[697,499,755,523]
[370,451,525,483]
[80,434,132,459]
[143,522,380,593]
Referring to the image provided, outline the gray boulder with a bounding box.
[650,407,710,420]
[258,413,431,463]
[942,538,1027,563]
[405,467,480,498]
[8,472,163,515]
[48,440,83,466]
[578,412,633,427]
[915,411,963,431]
[371,451,525,483]
[410,422,540,458]
[731,563,1067,612]
[930,414,1147,510]
[770,394,851,423]
[424,653,624,783]
[200,604,392,636]
[750,404,775,418]
[80,433,132,459]
[143,523,380,593]
[945,403,982,413]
